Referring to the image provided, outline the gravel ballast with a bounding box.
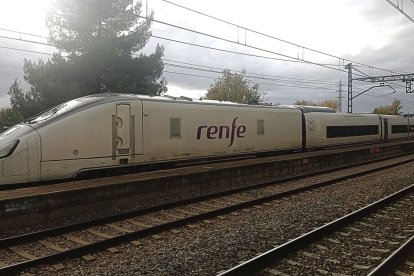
[21,162,414,276]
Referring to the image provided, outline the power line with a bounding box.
[163,62,336,88]
[163,58,335,84]
[0,27,339,68]
[0,45,54,56]
[0,30,408,96]
[362,92,414,105]
[164,70,337,91]
[0,34,53,47]
[0,27,48,39]
[146,18,351,75]
[151,34,372,77]
[0,30,339,89]
[0,37,389,94]
[3,2,409,79]
[151,35,313,65]
[1,27,411,102]
[386,0,414,23]
[0,26,387,79]
[161,0,408,75]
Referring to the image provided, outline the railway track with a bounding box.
[0,154,414,274]
[217,184,414,276]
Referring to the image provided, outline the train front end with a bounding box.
[0,124,40,185]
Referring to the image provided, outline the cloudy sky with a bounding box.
[0,0,414,113]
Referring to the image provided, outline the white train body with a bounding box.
[304,113,383,148]
[0,93,412,185]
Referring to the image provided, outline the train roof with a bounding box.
[20,93,301,128]
[23,94,127,126]
[134,93,300,110]
[292,105,336,113]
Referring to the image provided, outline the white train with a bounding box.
[0,93,412,185]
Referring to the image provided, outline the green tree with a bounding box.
[0,108,23,130]
[46,0,166,95]
[204,69,267,105]
[372,100,403,115]
[293,100,317,106]
[7,0,166,120]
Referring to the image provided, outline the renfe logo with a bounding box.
[196,117,246,147]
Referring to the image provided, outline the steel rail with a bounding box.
[367,235,414,276]
[1,152,413,248]
[217,184,414,276]
[0,154,413,274]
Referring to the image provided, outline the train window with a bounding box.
[410,125,414,132]
[257,119,264,135]
[170,118,181,139]
[392,125,408,134]
[326,125,379,138]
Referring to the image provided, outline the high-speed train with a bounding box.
[0,93,412,185]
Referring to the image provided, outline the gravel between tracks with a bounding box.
[22,162,414,275]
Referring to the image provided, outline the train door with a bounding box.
[112,104,135,160]
[306,119,322,147]
[383,118,388,141]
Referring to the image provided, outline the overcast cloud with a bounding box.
[1,0,414,113]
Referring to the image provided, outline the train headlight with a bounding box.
[0,140,19,159]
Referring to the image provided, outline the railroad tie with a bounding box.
[130,240,142,246]
[8,246,38,260]
[162,213,185,220]
[147,217,167,224]
[81,254,95,262]
[62,234,90,245]
[106,247,120,254]
[37,239,67,252]
[105,223,133,233]
[174,209,196,216]
[126,219,152,228]
[52,263,66,271]
[188,206,211,212]
[201,202,221,208]
[86,229,114,239]
[0,260,7,268]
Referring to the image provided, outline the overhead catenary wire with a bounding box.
[0,30,342,88]
[165,71,347,92]
[0,45,54,56]
[163,58,335,84]
[145,18,354,75]
[0,12,412,107]
[0,24,385,79]
[1,42,412,107]
[150,35,372,78]
[0,42,337,88]
[165,69,414,107]
[0,34,408,101]
[163,61,335,86]
[160,0,409,75]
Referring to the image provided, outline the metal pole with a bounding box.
[345,63,353,113]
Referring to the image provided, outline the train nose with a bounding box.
[0,139,26,185]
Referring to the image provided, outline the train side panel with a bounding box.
[380,115,411,141]
[304,113,382,148]
[37,99,144,180]
[140,101,303,162]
